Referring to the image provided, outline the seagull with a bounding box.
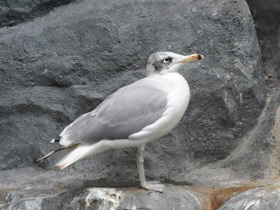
[38,52,204,192]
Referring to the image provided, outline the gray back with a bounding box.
[60,78,168,144]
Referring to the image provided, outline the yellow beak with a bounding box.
[180,54,204,64]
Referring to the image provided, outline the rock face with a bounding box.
[221,84,280,180]
[0,0,266,188]
[0,0,75,28]
[2,0,280,209]
[246,0,280,94]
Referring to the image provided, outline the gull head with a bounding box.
[146,52,204,75]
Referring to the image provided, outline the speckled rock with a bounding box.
[0,0,75,28]
[219,188,280,210]
[0,0,266,190]
[0,186,202,210]
[2,0,280,209]
[247,0,280,94]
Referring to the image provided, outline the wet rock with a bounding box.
[119,186,201,210]
[219,188,280,210]
[0,186,202,210]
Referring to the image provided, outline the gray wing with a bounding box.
[60,78,167,145]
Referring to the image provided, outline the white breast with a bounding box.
[129,72,190,142]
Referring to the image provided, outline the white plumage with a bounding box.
[39,52,204,192]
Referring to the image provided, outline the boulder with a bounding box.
[0,186,202,210]
[219,85,280,180]
[0,0,75,28]
[0,0,266,190]
[4,0,280,208]
[0,0,272,209]
[219,188,280,210]
[246,0,280,93]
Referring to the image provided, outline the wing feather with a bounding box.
[59,78,167,147]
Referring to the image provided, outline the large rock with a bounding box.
[0,0,265,190]
[219,82,280,180]
[246,0,280,93]
[0,186,202,210]
[181,87,280,187]
[219,188,280,210]
[0,0,75,28]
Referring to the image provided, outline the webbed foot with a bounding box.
[141,181,164,192]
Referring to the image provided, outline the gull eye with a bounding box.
[163,57,172,64]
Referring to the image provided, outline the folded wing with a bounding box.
[59,78,168,147]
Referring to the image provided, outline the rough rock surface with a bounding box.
[0,0,75,28]
[247,0,280,95]
[219,188,280,210]
[219,84,280,179]
[176,86,280,188]
[0,0,265,189]
[0,186,202,210]
[2,0,280,209]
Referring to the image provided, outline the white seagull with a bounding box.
[38,52,204,192]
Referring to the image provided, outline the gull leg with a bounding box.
[136,145,164,192]
[136,145,146,186]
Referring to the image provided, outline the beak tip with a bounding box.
[198,54,204,60]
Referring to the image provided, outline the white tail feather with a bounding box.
[55,143,106,170]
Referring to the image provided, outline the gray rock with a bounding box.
[0,188,83,210]
[0,186,201,210]
[219,188,280,210]
[119,186,201,210]
[179,87,280,188]
[0,0,75,28]
[0,0,265,190]
[247,0,280,12]
[2,0,280,209]
[247,0,280,94]
[220,86,280,180]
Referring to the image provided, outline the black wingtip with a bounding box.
[50,137,61,143]
[37,151,55,162]
[37,147,65,162]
